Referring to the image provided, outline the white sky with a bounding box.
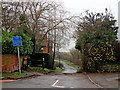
[58,0,120,52]
[61,0,119,19]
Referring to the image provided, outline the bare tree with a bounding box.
[1,1,75,68]
[2,2,21,32]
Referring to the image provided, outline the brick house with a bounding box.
[41,39,53,54]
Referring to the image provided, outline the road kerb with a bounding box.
[86,74,103,88]
[0,80,17,82]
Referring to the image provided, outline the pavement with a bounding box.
[1,60,120,88]
[86,72,120,88]
[59,60,120,88]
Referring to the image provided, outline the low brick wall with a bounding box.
[0,54,23,72]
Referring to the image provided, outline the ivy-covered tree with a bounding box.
[76,9,118,49]
[75,9,119,72]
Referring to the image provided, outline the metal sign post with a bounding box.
[17,46,21,74]
[13,36,22,74]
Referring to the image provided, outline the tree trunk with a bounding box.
[81,49,87,72]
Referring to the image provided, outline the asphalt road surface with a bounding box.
[2,60,100,88]
[2,73,99,88]
[2,60,119,89]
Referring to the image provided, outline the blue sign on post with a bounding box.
[13,36,22,46]
[13,36,22,74]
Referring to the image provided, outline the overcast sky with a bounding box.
[61,0,119,19]
[58,0,120,52]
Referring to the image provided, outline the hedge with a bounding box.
[2,31,33,55]
[30,53,53,69]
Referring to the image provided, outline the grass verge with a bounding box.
[1,61,65,80]
[24,61,65,73]
[1,72,35,80]
[60,59,80,68]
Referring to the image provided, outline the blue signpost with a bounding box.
[13,36,22,46]
[13,36,22,74]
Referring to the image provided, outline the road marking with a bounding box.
[52,80,59,86]
[52,79,65,88]
[53,85,65,88]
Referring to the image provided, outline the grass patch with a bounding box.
[26,67,51,74]
[26,61,65,74]
[26,66,65,73]
[53,67,65,73]
[53,61,65,73]
[60,59,80,68]
[2,72,34,80]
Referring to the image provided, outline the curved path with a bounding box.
[55,60,77,73]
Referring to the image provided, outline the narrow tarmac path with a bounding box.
[55,60,77,73]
